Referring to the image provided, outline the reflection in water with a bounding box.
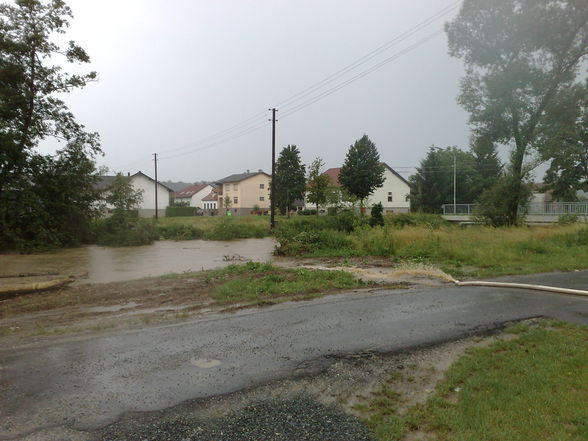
[0,238,275,284]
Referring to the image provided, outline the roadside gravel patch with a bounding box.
[95,395,374,441]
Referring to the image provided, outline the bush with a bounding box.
[558,213,581,225]
[386,212,448,229]
[352,226,396,256]
[299,209,317,216]
[370,202,384,227]
[204,218,268,240]
[166,206,197,217]
[157,223,204,240]
[92,211,159,246]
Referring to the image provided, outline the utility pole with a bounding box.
[270,108,277,230]
[153,153,159,219]
[453,152,456,214]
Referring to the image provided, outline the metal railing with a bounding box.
[442,202,588,216]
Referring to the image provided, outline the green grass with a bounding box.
[358,320,588,441]
[274,213,588,277]
[202,261,365,303]
[156,216,270,240]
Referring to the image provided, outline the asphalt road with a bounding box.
[1,271,587,440]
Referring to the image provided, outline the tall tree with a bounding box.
[306,157,330,216]
[338,135,385,213]
[470,135,503,196]
[409,146,478,213]
[275,145,306,217]
[446,0,588,225]
[0,0,100,250]
[539,81,588,200]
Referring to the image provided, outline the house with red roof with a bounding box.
[173,183,215,210]
[201,188,218,213]
[308,163,410,213]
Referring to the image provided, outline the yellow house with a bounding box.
[216,170,271,215]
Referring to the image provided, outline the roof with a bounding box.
[215,171,270,184]
[173,184,209,199]
[202,189,218,201]
[94,172,174,193]
[321,163,410,187]
[324,168,341,186]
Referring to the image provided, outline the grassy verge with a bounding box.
[203,262,365,303]
[275,213,588,277]
[356,320,588,441]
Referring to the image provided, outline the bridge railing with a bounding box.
[442,202,588,216]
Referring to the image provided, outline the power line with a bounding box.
[274,1,460,111]
[280,30,443,120]
[113,1,460,167]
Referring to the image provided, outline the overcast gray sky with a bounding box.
[42,0,472,182]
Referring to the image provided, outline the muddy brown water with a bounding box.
[0,238,276,284]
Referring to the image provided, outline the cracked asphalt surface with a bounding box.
[1,271,587,440]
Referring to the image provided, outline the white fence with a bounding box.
[442,202,588,216]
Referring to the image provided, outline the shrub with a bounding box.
[157,223,204,240]
[370,202,384,227]
[92,211,159,246]
[386,212,448,229]
[558,213,580,225]
[204,218,268,240]
[166,206,197,217]
[299,209,317,216]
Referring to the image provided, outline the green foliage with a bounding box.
[446,0,588,224]
[105,174,143,212]
[298,209,317,216]
[409,146,479,213]
[474,176,532,226]
[306,157,331,214]
[558,213,581,225]
[92,212,158,247]
[386,212,448,229]
[0,0,100,251]
[369,202,384,227]
[470,135,503,196]
[275,145,306,215]
[165,206,197,217]
[157,223,203,240]
[203,218,267,240]
[540,81,588,200]
[339,134,385,208]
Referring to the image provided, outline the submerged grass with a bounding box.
[358,320,588,441]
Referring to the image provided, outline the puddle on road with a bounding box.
[0,238,275,284]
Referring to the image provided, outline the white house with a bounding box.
[307,163,410,213]
[173,184,215,209]
[97,171,173,218]
[201,188,218,213]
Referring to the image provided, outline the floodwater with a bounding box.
[0,238,276,284]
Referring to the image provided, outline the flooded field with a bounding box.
[0,238,275,284]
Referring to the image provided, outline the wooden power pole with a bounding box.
[270,108,277,230]
[153,153,159,219]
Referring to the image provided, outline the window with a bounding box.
[233,184,238,191]
[388,192,393,202]
[259,196,264,201]
[259,183,264,189]
[233,197,238,204]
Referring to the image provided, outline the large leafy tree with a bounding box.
[409,146,479,213]
[275,145,306,217]
[539,81,588,200]
[0,0,100,250]
[446,0,588,225]
[338,135,385,212]
[470,135,503,197]
[306,157,330,216]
